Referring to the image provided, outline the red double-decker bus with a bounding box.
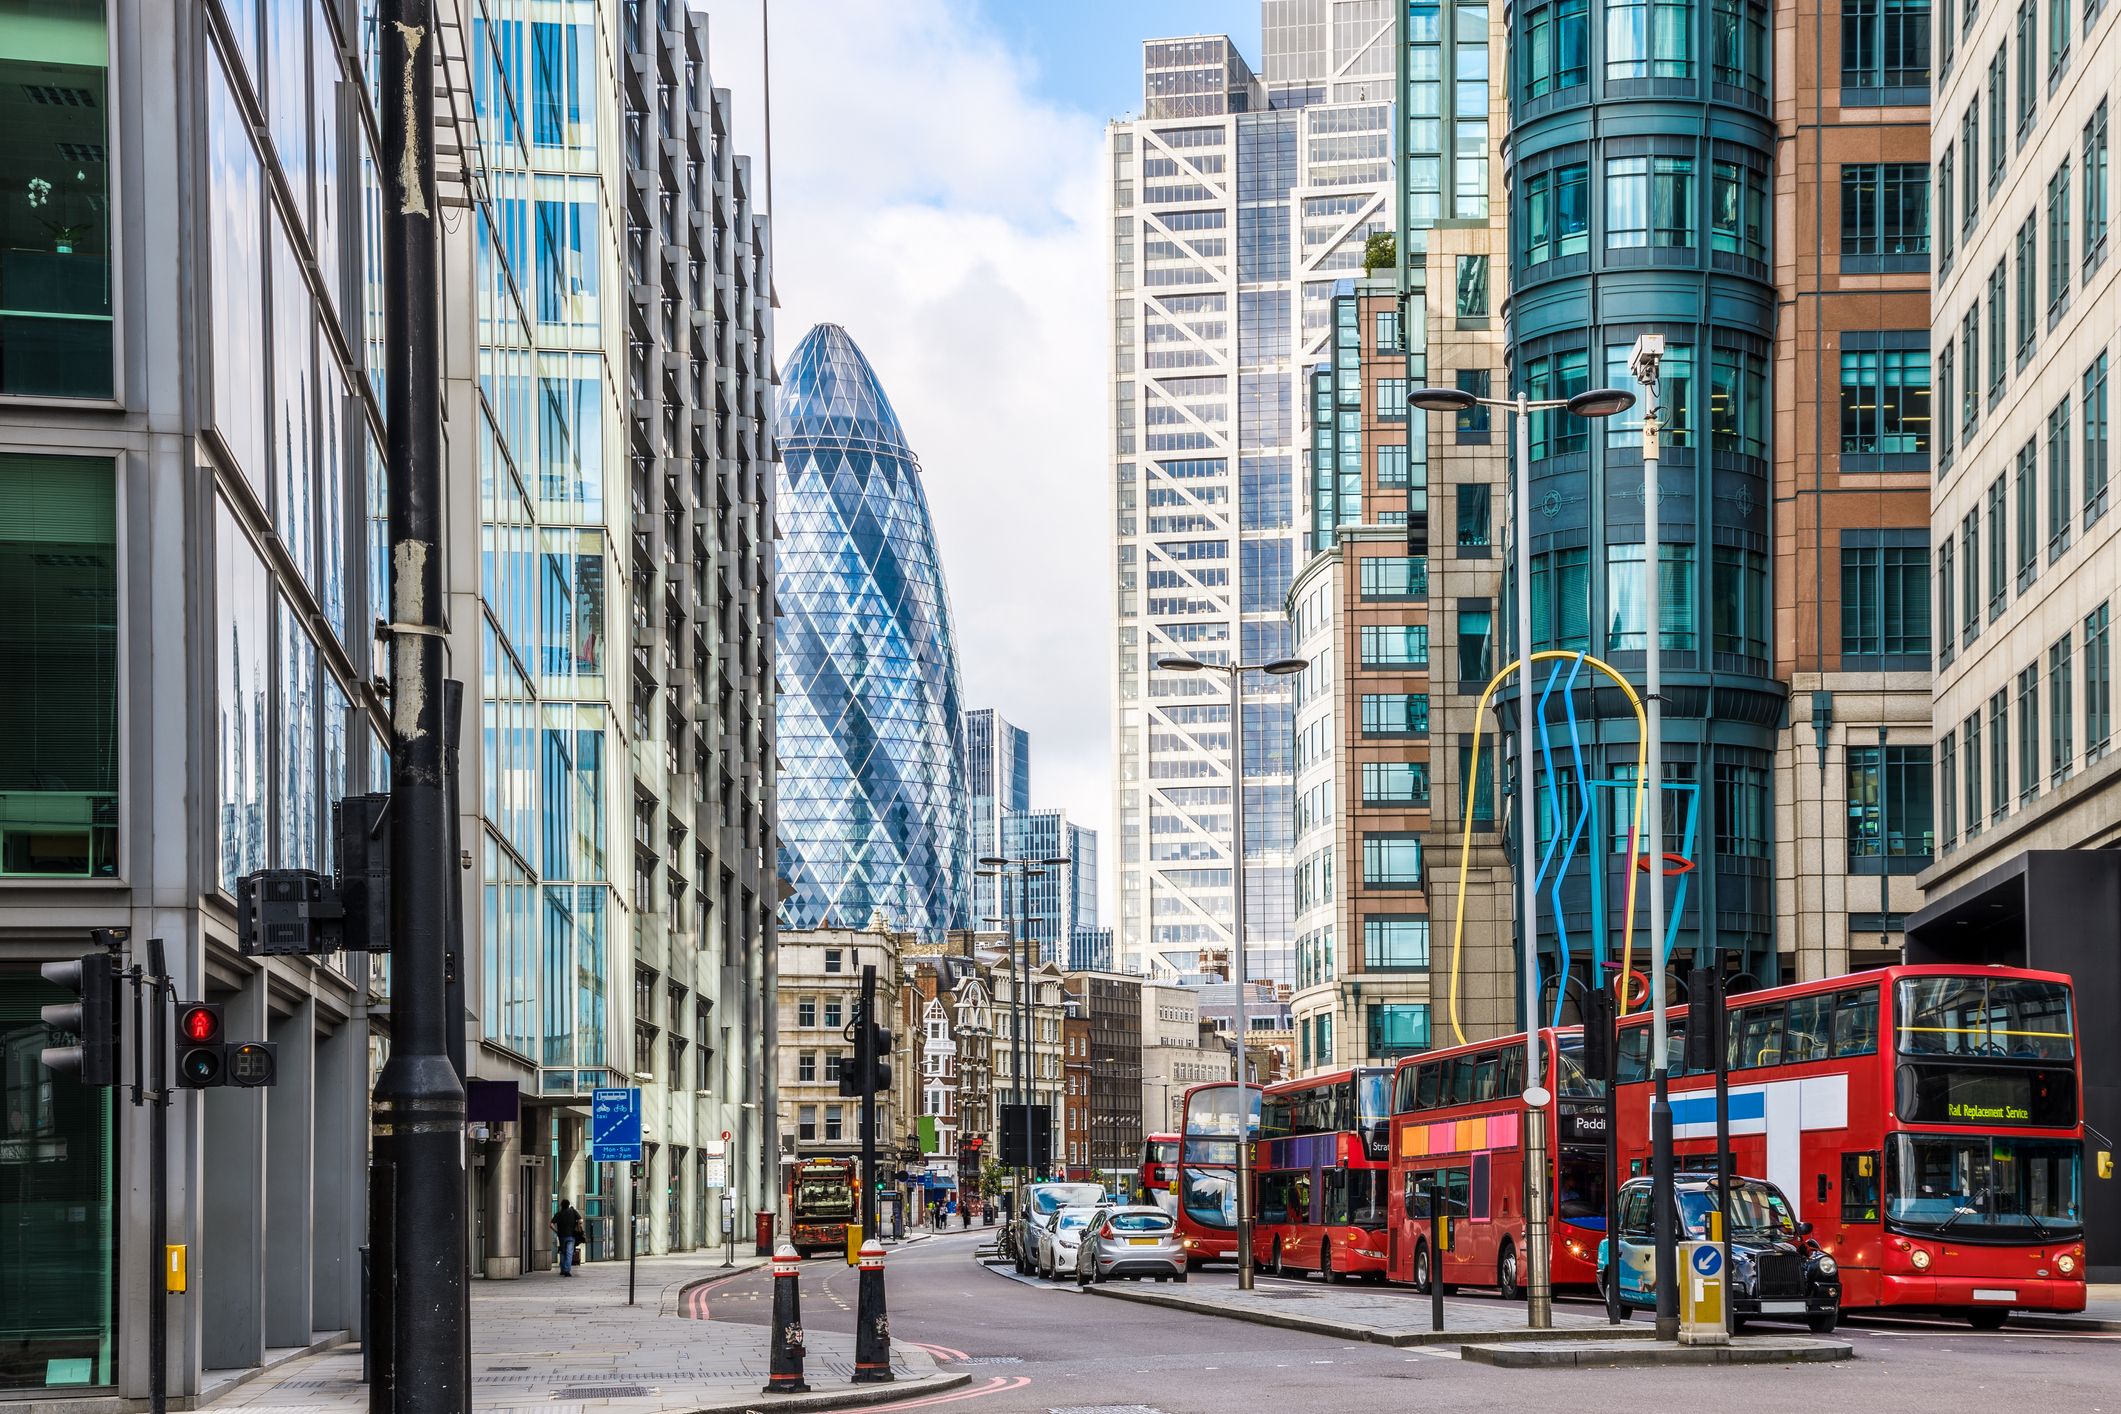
[1611,963,2085,1327]
[1387,1028,1609,1297]
[1175,1081,1260,1269]
[1253,1067,1394,1280]
[1140,1133,1179,1210]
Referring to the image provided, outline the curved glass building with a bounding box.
[775,324,971,938]
[1504,0,1784,984]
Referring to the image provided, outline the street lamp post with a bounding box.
[1408,379,1633,1329]
[977,853,1068,1225]
[1154,653,1307,1293]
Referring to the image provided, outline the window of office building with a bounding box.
[2087,604,2113,757]
[1454,370,1491,439]
[1521,162,1590,265]
[1606,343,1694,448]
[1361,692,1430,737]
[1457,602,1493,684]
[1711,0,1771,91]
[1359,624,1429,668]
[1606,155,1696,248]
[1527,348,1591,457]
[1841,538,1930,666]
[1368,1003,1431,1059]
[2016,666,2040,807]
[1712,546,1770,661]
[2086,352,2110,524]
[1606,0,1694,77]
[1840,164,1931,270]
[2,455,118,878]
[1606,543,1697,652]
[2086,103,2110,274]
[1360,555,1427,600]
[1709,347,1769,457]
[0,969,116,1389]
[1363,917,1431,971]
[1363,835,1425,888]
[0,0,112,398]
[1711,161,1769,262]
[1521,0,1589,99]
[1531,547,1592,650]
[2048,160,2073,311]
[1838,344,1930,460]
[1456,256,1490,317]
[2050,635,2074,782]
[1842,0,1931,94]
[1456,483,1492,553]
[1846,745,1934,866]
[1361,762,1430,808]
[2048,397,2073,558]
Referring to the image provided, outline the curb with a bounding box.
[667,1260,773,1316]
[665,1371,973,1413]
[1991,1313,2121,1333]
[1461,1337,1855,1368]
[1084,1283,1655,1348]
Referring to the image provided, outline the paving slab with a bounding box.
[1461,1336,1855,1367]
[199,1250,967,1413]
[1083,1277,1654,1348]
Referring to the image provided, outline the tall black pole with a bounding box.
[147,937,168,1414]
[861,965,879,1238]
[440,681,469,1393]
[1017,869,1035,1185]
[374,4,467,1409]
[1713,964,1732,1333]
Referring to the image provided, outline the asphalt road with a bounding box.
[692,1227,2121,1413]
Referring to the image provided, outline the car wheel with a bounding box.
[1968,1309,2009,1331]
[1413,1242,1432,1294]
[1599,1268,1631,1319]
[1319,1239,1339,1284]
[1730,1316,1748,1333]
[1271,1239,1287,1278]
[1496,1241,1521,1303]
[1807,1310,1840,1335]
[1174,1265,1188,1283]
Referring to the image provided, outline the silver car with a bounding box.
[1034,1205,1099,1279]
[1075,1205,1186,1284]
[1011,1182,1105,1274]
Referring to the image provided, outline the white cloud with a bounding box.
[703,1,1115,904]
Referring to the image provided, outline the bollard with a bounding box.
[762,1242,810,1394]
[852,1239,894,1384]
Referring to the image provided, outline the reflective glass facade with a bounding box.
[777,325,970,939]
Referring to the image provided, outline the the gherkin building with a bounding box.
[775,324,970,939]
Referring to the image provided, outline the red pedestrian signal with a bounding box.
[181,1005,221,1044]
[176,1003,230,1089]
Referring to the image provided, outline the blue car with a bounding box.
[1598,1173,1843,1333]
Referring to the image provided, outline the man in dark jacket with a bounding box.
[552,1198,585,1275]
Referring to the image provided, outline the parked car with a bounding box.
[1076,1205,1187,1285]
[1012,1182,1105,1274]
[1033,1206,1100,1279]
[1600,1173,1843,1333]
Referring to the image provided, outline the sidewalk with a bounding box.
[201,1250,966,1413]
[1084,1278,1654,1348]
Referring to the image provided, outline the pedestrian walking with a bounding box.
[552,1197,585,1276]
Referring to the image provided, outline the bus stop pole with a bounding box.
[1515,393,1553,1331]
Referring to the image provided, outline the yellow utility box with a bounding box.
[845,1223,864,1265]
[165,1245,188,1294]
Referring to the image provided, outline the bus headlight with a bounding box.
[1814,1256,1837,1277]
[1910,1248,1932,1271]
[2057,1253,2077,1275]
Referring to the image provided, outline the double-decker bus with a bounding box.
[1388,1028,1609,1297]
[1612,963,2085,1327]
[1253,1067,1394,1280]
[1140,1133,1179,1210]
[1175,1081,1260,1269]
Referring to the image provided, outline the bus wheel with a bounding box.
[1496,1241,1521,1302]
[1319,1240,1339,1284]
[1413,1242,1432,1294]
[1968,1309,2009,1331]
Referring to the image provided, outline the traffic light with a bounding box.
[1685,966,1725,1074]
[1580,984,1615,1084]
[39,953,120,1087]
[176,1003,225,1088]
[868,1019,893,1094]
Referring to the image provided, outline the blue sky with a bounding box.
[973,1,1261,121]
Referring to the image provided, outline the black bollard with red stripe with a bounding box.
[762,1242,810,1393]
[852,1238,894,1383]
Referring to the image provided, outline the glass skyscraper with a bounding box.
[777,324,971,939]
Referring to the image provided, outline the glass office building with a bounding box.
[777,325,971,939]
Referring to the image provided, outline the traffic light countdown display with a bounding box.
[176,1001,277,1090]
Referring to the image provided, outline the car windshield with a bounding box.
[1107,1212,1172,1232]
[1676,1183,1798,1241]
[1886,1134,2083,1239]
[1896,977,2074,1060]
[1031,1184,1104,1214]
[1056,1212,1092,1233]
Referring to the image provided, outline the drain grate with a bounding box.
[551,1385,655,1399]
[961,1356,1024,1365]
[1253,1290,1318,1300]
[1050,1406,1166,1414]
